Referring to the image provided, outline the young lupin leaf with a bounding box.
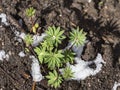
[44,50,64,70]
[63,49,75,64]
[24,34,33,47]
[62,67,74,80]
[34,47,47,63]
[41,40,53,51]
[45,26,66,47]
[46,70,63,88]
[69,27,86,46]
[26,7,36,17]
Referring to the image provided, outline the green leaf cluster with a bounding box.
[44,50,64,70]
[34,26,66,70]
[62,67,74,80]
[26,7,36,17]
[33,26,87,88]
[46,70,63,88]
[69,27,87,46]
[45,26,66,47]
[24,34,33,47]
[63,49,75,64]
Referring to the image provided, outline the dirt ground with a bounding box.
[0,0,120,90]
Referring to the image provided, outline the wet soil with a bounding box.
[0,0,120,90]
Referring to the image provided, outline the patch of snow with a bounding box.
[72,40,89,57]
[0,13,9,26]
[68,53,105,80]
[18,51,26,57]
[32,33,47,47]
[72,45,84,57]
[19,32,26,39]
[0,50,9,61]
[91,54,106,75]
[61,41,105,81]
[66,41,88,57]
[14,30,26,42]
[30,55,43,82]
[88,0,92,3]
[112,82,120,90]
[65,42,84,57]
[15,31,26,40]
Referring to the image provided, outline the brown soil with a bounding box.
[0,0,120,90]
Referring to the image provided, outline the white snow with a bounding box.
[65,42,84,57]
[112,82,120,90]
[88,0,92,3]
[18,51,26,57]
[14,30,46,46]
[72,45,84,57]
[72,40,89,57]
[0,13,9,26]
[14,30,26,40]
[30,55,43,82]
[14,30,26,43]
[19,32,26,39]
[61,41,106,81]
[0,50,9,61]
[68,53,105,80]
[32,33,47,47]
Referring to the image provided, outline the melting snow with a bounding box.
[14,30,26,43]
[72,45,84,57]
[88,0,92,3]
[13,30,46,46]
[0,50,9,61]
[30,56,43,82]
[0,13,9,26]
[112,82,120,90]
[69,53,105,80]
[32,33,47,47]
[18,51,26,57]
[61,41,106,81]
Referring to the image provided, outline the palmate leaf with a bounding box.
[24,34,33,46]
[46,70,63,88]
[69,27,87,46]
[41,40,53,51]
[44,50,64,70]
[62,67,74,80]
[34,47,47,63]
[63,49,75,64]
[26,7,36,17]
[45,26,66,47]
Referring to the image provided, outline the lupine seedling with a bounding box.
[45,26,66,47]
[33,26,87,88]
[62,67,74,80]
[26,7,38,33]
[46,70,63,88]
[69,27,86,46]
[26,7,36,17]
[24,34,33,47]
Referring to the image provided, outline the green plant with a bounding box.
[24,34,33,47]
[69,27,86,46]
[33,26,87,88]
[62,67,74,80]
[34,47,47,63]
[45,26,66,47]
[46,70,63,88]
[44,50,64,70]
[63,49,75,64]
[26,7,36,17]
